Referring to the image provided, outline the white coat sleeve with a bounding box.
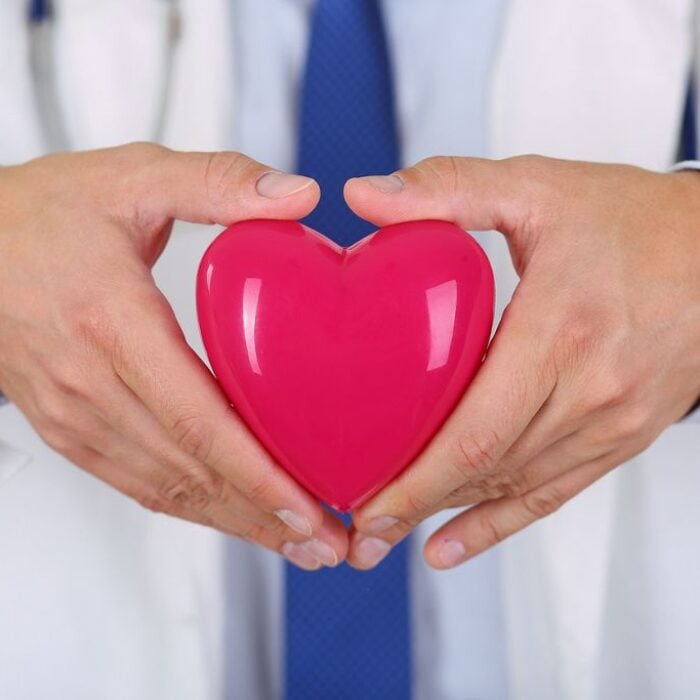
[0,1,46,163]
[668,161,700,423]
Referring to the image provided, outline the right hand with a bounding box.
[0,143,347,570]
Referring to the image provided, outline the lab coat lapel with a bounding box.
[489,1,693,697]
[490,0,692,168]
[50,0,174,149]
[5,2,237,696]
[50,0,236,152]
[160,0,237,151]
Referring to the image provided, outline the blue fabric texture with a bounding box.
[297,0,400,246]
[681,82,697,161]
[285,2,411,699]
[29,0,50,22]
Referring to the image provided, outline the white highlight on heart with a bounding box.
[426,279,458,372]
[242,277,263,375]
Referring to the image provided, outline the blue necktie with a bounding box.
[29,0,50,22]
[285,2,412,699]
[682,82,697,161]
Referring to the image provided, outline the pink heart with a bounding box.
[197,219,494,512]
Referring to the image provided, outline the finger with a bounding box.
[26,370,287,533]
[439,429,610,509]
[114,295,332,538]
[89,373,320,534]
[24,366,335,547]
[88,383,349,556]
[347,425,607,570]
[490,390,579,479]
[98,443,348,570]
[423,455,617,569]
[344,155,535,234]
[115,144,321,228]
[352,306,557,544]
[45,393,297,539]
[22,358,348,558]
[435,393,654,511]
[433,383,586,509]
[65,443,337,570]
[63,442,249,537]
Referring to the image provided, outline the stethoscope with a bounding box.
[27,0,181,146]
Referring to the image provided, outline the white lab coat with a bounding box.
[1,1,699,698]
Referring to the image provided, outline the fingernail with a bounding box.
[354,536,391,569]
[256,171,315,198]
[282,542,322,571]
[365,516,399,534]
[275,509,313,537]
[438,539,467,568]
[358,174,404,194]
[305,539,339,567]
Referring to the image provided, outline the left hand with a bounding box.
[343,155,700,570]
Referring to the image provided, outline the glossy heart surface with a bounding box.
[197,219,494,511]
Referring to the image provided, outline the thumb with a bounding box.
[114,143,320,227]
[344,155,536,235]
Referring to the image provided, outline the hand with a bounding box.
[0,143,347,570]
[344,156,700,570]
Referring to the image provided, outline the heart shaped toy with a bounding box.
[197,219,494,511]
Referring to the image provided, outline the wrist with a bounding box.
[666,170,700,278]
[662,169,700,420]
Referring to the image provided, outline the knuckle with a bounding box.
[72,305,119,355]
[446,468,528,505]
[204,151,255,207]
[521,486,565,520]
[236,521,270,546]
[109,143,171,224]
[473,511,508,548]
[494,469,530,500]
[35,394,72,431]
[505,155,561,208]
[553,314,634,413]
[452,429,501,480]
[39,425,73,454]
[582,370,629,412]
[245,472,276,505]
[612,403,652,443]
[155,468,222,513]
[51,364,88,401]
[170,412,214,464]
[420,155,464,195]
[402,486,433,522]
[121,141,168,164]
[136,491,173,515]
[553,320,600,373]
[445,483,490,505]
